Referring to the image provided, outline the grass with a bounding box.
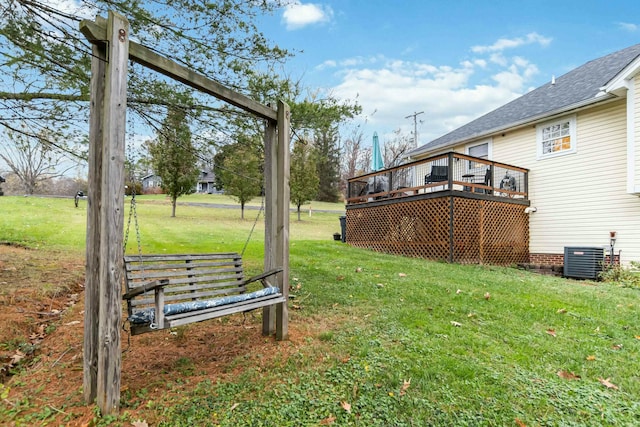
[1,195,640,425]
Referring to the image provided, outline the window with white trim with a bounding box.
[537,115,576,159]
[466,139,491,170]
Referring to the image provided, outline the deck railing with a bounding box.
[347,152,529,205]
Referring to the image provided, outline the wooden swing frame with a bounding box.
[80,11,290,415]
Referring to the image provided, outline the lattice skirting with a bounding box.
[346,196,529,265]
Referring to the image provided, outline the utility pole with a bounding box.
[405,111,424,148]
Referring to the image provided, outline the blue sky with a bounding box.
[259,0,640,147]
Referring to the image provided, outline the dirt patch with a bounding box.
[0,244,320,425]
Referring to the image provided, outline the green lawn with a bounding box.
[1,196,639,426]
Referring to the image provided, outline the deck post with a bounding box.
[276,100,290,341]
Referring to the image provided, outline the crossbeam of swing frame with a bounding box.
[79,16,277,122]
[80,11,290,416]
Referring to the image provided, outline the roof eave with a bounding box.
[406,93,619,159]
[603,54,640,95]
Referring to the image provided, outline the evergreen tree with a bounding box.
[315,127,341,202]
[219,142,262,219]
[148,108,199,217]
[290,140,319,220]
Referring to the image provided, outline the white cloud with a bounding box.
[282,2,333,30]
[330,53,539,144]
[48,0,97,19]
[617,22,638,32]
[471,32,552,53]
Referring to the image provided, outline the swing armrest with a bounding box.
[123,279,170,300]
[242,267,283,288]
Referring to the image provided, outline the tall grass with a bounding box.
[2,196,639,425]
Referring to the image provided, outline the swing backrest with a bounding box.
[123,252,249,316]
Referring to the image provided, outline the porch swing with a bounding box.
[121,157,285,336]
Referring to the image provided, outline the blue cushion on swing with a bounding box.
[128,286,281,325]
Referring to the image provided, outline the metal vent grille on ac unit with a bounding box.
[563,247,605,279]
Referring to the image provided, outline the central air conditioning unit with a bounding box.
[563,247,605,279]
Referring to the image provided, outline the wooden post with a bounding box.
[276,100,290,341]
[96,11,128,415]
[83,39,106,404]
[263,113,277,335]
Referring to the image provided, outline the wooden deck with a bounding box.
[346,153,530,265]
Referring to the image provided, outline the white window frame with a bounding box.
[465,138,492,171]
[536,115,577,160]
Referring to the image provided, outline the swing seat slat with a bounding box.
[123,253,285,335]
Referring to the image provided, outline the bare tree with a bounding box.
[383,129,414,168]
[383,129,414,189]
[0,126,78,194]
[340,127,367,197]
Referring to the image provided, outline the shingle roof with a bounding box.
[409,43,640,157]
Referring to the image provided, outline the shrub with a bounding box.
[599,261,640,288]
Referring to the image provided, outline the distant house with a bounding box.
[141,173,162,194]
[195,170,220,194]
[403,43,640,266]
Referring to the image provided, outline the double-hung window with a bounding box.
[466,140,491,170]
[537,115,576,159]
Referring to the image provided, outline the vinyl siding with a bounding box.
[635,75,640,189]
[490,99,640,264]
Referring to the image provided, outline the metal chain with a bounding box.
[241,194,264,257]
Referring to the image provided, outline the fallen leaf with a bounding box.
[557,308,567,314]
[320,415,336,425]
[515,418,527,427]
[340,401,351,413]
[10,350,26,365]
[450,321,462,327]
[229,403,239,411]
[467,313,476,318]
[400,378,411,396]
[341,357,350,364]
[64,320,81,326]
[635,335,640,340]
[612,344,622,350]
[292,304,302,310]
[131,421,148,427]
[484,292,491,300]
[355,267,362,273]
[456,289,462,294]
[598,377,618,390]
[586,355,596,361]
[557,370,580,380]
[398,273,407,277]
[376,283,384,288]
[546,329,557,337]
[336,275,345,281]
